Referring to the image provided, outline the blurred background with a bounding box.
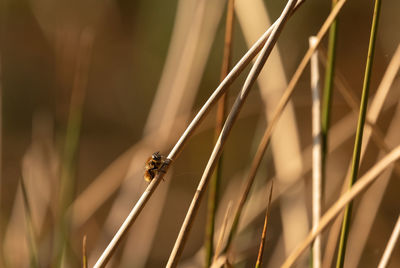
[1,0,399,267]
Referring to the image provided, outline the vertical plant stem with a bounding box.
[336,0,381,267]
[255,182,273,268]
[321,0,338,208]
[309,36,322,268]
[0,0,5,265]
[205,0,234,266]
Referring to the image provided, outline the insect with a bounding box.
[144,152,165,182]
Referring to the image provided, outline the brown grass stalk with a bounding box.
[205,0,235,265]
[255,182,273,268]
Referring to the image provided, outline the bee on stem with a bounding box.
[144,152,165,182]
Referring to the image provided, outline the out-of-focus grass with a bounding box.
[1,0,400,267]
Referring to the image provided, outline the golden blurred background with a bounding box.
[1,0,399,267]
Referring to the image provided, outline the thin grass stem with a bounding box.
[336,0,381,266]
[205,1,235,266]
[255,182,273,268]
[281,145,400,268]
[321,0,338,209]
[309,36,322,268]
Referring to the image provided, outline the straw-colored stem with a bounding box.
[336,0,381,266]
[223,0,347,255]
[167,1,297,266]
[255,182,273,268]
[378,215,400,268]
[309,36,322,268]
[205,0,234,266]
[281,145,400,268]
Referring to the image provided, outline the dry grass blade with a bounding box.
[166,1,298,266]
[281,145,400,268]
[255,182,273,268]
[309,36,322,268]
[378,215,400,268]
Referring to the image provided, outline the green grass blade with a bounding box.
[321,0,339,207]
[336,0,382,266]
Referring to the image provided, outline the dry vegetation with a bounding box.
[1,0,400,267]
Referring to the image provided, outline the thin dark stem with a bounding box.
[321,0,338,212]
[255,182,273,268]
[205,0,234,266]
